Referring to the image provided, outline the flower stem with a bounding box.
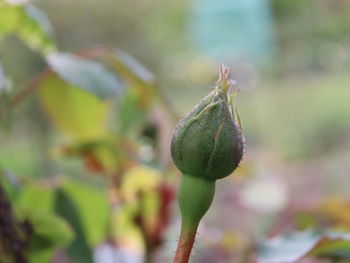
[173,175,216,263]
[174,224,198,263]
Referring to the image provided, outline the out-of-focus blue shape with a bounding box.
[188,0,276,65]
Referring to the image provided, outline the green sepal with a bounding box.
[178,174,216,231]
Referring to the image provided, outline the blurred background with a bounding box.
[1,0,350,262]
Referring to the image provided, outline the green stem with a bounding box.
[173,175,216,263]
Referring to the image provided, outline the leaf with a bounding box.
[28,249,54,263]
[47,52,123,99]
[0,63,12,130]
[0,2,24,36]
[116,88,148,133]
[257,230,350,263]
[109,48,154,85]
[0,93,11,130]
[257,230,322,263]
[37,73,110,139]
[76,46,157,130]
[0,2,56,54]
[112,203,144,252]
[15,208,73,263]
[104,49,156,132]
[121,165,162,228]
[67,46,160,133]
[18,4,55,54]
[107,48,156,108]
[311,231,350,259]
[54,188,94,263]
[121,165,160,202]
[62,179,109,246]
[107,166,163,252]
[38,49,157,138]
[22,210,74,249]
[16,183,55,212]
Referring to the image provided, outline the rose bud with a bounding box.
[171,72,244,180]
[171,65,245,263]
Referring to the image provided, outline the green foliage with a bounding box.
[0,63,12,129]
[18,209,74,263]
[0,91,11,129]
[25,210,74,249]
[109,48,155,86]
[0,1,56,55]
[16,183,55,212]
[37,72,110,140]
[257,230,321,262]
[35,47,157,140]
[55,189,94,263]
[47,53,123,99]
[106,48,156,133]
[116,89,148,134]
[62,179,109,246]
[0,140,43,177]
[3,177,74,263]
[257,230,350,262]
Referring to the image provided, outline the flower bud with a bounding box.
[171,66,244,180]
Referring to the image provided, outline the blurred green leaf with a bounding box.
[0,140,44,177]
[0,88,11,131]
[16,183,55,212]
[104,48,156,133]
[24,210,74,249]
[55,188,94,263]
[62,179,109,246]
[47,53,123,99]
[106,48,156,108]
[0,63,12,130]
[37,73,110,139]
[26,211,73,263]
[116,89,148,134]
[0,2,56,54]
[75,46,157,132]
[311,231,350,259]
[28,249,55,263]
[38,48,158,138]
[108,48,154,86]
[15,208,74,263]
[257,230,350,263]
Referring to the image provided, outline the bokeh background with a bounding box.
[1,0,350,262]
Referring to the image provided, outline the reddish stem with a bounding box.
[173,226,197,263]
